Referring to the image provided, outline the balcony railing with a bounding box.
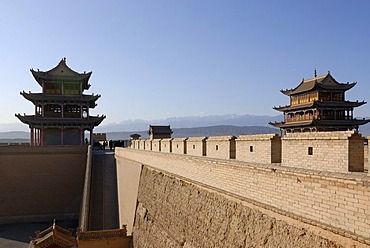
[286,115,352,123]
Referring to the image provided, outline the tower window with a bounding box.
[250,146,254,152]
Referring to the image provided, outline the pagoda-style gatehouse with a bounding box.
[16,58,105,145]
[270,71,369,132]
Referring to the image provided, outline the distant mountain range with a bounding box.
[94,114,283,132]
[106,125,279,140]
[1,113,370,141]
[0,125,278,141]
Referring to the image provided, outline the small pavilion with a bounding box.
[148,125,173,139]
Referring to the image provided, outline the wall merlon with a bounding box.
[131,131,367,173]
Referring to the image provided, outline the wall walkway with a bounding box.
[88,150,119,231]
[115,148,370,247]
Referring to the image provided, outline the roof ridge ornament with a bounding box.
[314,68,317,78]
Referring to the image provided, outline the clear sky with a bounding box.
[1,0,370,126]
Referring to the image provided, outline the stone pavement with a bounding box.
[89,149,119,230]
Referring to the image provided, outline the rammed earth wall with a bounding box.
[115,148,370,247]
[0,146,87,224]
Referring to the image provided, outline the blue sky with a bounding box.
[1,0,370,126]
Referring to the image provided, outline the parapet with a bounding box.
[161,138,173,153]
[186,137,207,157]
[283,131,360,140]
[207,136,236,160]
[206,135,236,141]
[282,131,364,172]
[236,134,281,163]
[238,133,279,141]
[128,131,366,173]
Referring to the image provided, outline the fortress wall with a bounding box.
[139,140,145,150]
[161,138,172,153]
[171,138,187,154]
[133,166,367,248]
[115,152,142,235]
[79,146,92,231]
[131,131,364,173]
[0,146,87,224]
[145,139,151,150]
[115,148,370,244]
[236,134,281,164]
[151,139,161,152]
[282,131,364,172]
[206,136,236,160]
[131,140,138,149]
[186,137,207,156]
[364,142,368,172]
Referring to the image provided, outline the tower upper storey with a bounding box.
[30,58,92,95]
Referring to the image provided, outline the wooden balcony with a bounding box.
[286,116,313,123]
[286,115,352,123]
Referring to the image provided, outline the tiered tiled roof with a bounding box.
[281,73,356,96]
[30,58,92,90]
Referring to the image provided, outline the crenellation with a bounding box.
[161,138,173,153]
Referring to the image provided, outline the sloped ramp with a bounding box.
[88,150,119,231]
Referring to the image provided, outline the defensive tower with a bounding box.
[270,71,369,132]
[16,58,105,145]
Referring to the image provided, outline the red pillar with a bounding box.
[61,128,64,146]
[40,127,43,146]
[89,130,93,145]
[30,127,34,146]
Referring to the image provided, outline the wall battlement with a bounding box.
[130,131,366,173]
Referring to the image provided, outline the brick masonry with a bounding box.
[151,139,161,152]
[171,138,187,155]
[185,137,207,157]
[132,131,365,173]
[236,134,281,163]
[282,131,364,172]
[161,138,173,153]
[206,136,236,160]
[115,148,370,245]
[133,166,367,248]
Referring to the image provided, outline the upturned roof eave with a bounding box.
[30,58,93,89]
[273,100,366,112]
[280,73,356,96]
[15,114,106,126]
